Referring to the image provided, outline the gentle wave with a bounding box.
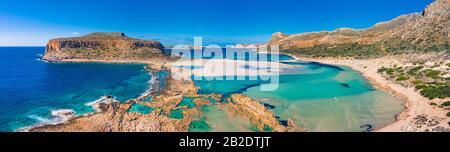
[138,70,167,100]
[16,68,159,132]
[137,72,155,99]
[85,96,119,112]
[17,94,117,132]
[35,58,49,63]
[16,109,76,132]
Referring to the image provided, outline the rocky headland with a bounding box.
[43,32,172,62]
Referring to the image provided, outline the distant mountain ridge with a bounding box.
[44,32,170,62]
[269,0,449,57]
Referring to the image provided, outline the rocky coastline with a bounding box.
[28,63,304,132]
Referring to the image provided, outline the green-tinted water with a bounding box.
[177,97,197,108]
[194,61,405,132]
[243,65,404,132]
[127,104,155,114]
[170,109,184,119]
[188,106,253,132]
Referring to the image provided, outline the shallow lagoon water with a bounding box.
[243,67,405,132]
[193,53,405,132]
[188,105,253,132]
[128,104,156,114]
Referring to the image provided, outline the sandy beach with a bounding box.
[293,54,450,132]
[170,58,295,79]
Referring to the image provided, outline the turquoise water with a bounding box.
[170,109,184,119]
[189,119,212,132]
[128,104,156,114]
[0,47,151,131]
[177,97,197,108]
[193,57,405,132]
[243,66,404,131]
[141,96,153,102]
[167,48,295,61]
[188,105,253,132]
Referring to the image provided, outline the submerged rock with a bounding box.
[263,103,276,109]
[85,96,120,113]
[220,94,306,132]
[340,83,351,88]
[51,109,76,120]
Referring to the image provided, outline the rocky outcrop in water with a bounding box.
[269,0,449,57]
[29,73,200,132]
[44,32,171,62]
[28,70,306,132]
[220,94,306,132]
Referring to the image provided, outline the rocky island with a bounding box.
[44,32,172,63]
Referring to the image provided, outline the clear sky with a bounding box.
[0,0,433,46]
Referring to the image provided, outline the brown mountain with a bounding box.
[44,32,170,61]
[269,0,449,57]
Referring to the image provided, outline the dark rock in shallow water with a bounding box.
[360,124,374,132]
[309,62,345,71]
[263,103,276,109]
[340,83,351,88]
[279,120,289,127]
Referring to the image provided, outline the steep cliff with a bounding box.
[44,32,170,61]
[269,0,449,57]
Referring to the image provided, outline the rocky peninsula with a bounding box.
[30,67,304,132]
[30,32,304,132]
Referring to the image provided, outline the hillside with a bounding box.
[269,0,449,57]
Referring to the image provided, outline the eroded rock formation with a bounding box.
[29,71,305,132]
[44,32,171,62]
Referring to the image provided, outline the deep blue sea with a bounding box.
[0,47,151,131]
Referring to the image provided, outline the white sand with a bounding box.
[169,58,296,79]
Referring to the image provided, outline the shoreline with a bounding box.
[44,58,167,70]
[17,59,162,132]
[290,54,449,132]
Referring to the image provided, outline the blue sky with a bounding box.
[0,0,433,46]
